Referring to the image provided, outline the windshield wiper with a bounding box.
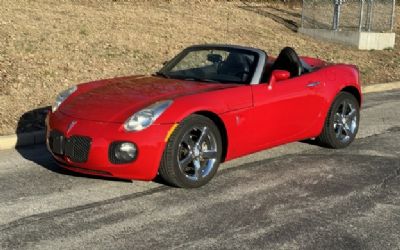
[183,77,220,83]
[154,72,171,79]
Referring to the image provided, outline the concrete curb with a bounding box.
[0,131,46,150]
[0,81,399,150]
[362,81,400,94]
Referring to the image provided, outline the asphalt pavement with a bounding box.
[0,90,400,250]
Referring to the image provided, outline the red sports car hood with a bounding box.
[59,76,236,123]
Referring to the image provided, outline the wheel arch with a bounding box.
[314,83,362,139]
[193,111,228,163]
[340,85,362,106]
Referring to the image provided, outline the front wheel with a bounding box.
[316,92,360,149]
[159,115,222,188]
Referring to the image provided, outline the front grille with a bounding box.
[65,136,91,163]
[49,130,92,163]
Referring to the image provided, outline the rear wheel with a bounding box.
[159,114,222,188]
[317,92,360,148]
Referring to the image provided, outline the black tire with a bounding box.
[316,91,360,149]
[159,114,223,188]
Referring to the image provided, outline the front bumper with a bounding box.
[46,111,173,181]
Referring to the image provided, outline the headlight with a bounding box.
[52,86,77,112]
[124,100,173,132]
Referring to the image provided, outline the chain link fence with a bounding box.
[301,0,396,32]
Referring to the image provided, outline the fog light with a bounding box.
[109,142,137,164]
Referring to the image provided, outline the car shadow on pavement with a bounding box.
[152,175,176,187]
[16,106,50,134]
[300,138,322,146]
[16,144,132,182]
[15,140,176,186]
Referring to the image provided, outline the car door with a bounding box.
[250,73,325,147]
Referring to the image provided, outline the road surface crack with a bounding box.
[380,167,400,189]
[0,186,169,232]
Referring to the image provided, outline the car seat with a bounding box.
[270,47,303,79]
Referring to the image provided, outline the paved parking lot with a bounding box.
[1,90,400,249]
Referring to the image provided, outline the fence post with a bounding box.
[390,0,396,31]
[301,0,305,28]
[333,0,342,31]
[359,0,365,31]
[366,0,374,31]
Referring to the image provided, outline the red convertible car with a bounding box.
[46,44,362,188]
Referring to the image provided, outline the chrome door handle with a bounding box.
[307,81,321,88]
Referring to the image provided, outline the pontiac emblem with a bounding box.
[67,120,77,134]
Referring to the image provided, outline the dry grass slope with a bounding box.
[0,0,399,135]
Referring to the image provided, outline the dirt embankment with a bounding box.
[0,0,399,135]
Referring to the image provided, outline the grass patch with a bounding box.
[0,0,399,135]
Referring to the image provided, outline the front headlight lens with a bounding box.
[52,85,77,112]
[124,100,173,132]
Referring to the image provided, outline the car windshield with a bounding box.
[157,47,259,84]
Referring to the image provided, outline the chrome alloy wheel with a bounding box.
[333,100,358,143]
[177,126,218,181]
